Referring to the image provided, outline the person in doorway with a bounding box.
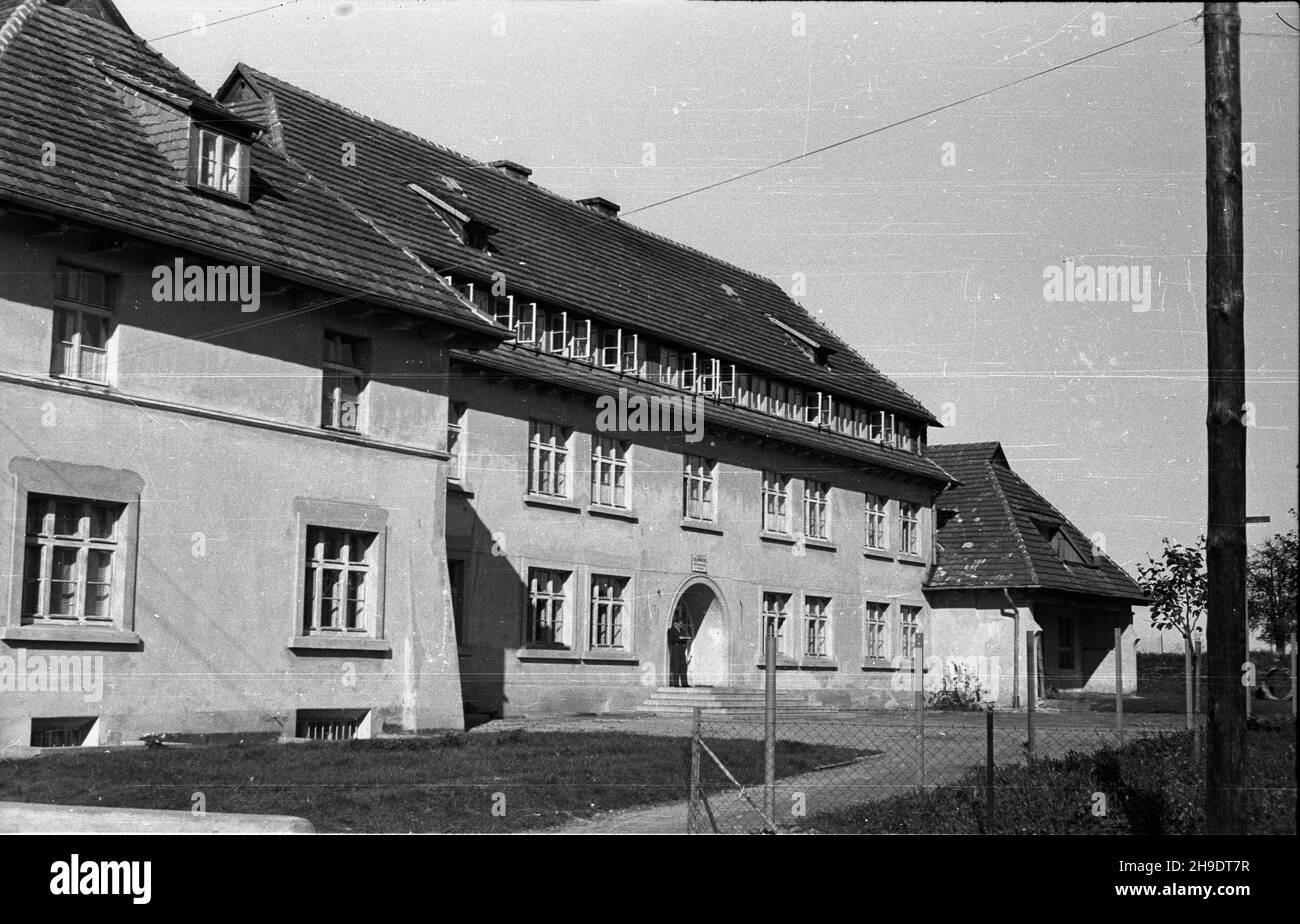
[668,612,693,687]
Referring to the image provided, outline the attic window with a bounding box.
[440,176,465,193]
[765,313,831,367]
[409,183,495,252]
[189,126,248,202]
[1035,520,1093,566]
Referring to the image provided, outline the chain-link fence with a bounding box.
[686,705,1208,834]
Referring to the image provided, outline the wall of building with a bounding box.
[0,222,464,749]
[447,369,940,715]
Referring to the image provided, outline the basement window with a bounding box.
[30,717,99,748]
[189,126,249,202]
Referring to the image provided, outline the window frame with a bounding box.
[447,401,468,483]
[682,454,717,523]
[898,605,922,660]
[591,436,631,509]
[525,566,572,649]
[528,420,573,499]
[321,330,368,433]
[865,493,890,551]
[803,479,832,541]
[20,495,125,628]
[187,123,250,203]
[863,600,890,662]
[899,501,922,557]
[50,262,114,385]
[302,526,377,637]
[588,573,630,651]
[761,591,792,659]
[803,595,832,659]
[289,499,389,651]
[761,471,792,535]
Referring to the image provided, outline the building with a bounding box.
[0,0,508,748]
[923,443,1148,707]
[1,1,1144,746]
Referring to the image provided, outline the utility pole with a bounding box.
[1203,1,1247,835]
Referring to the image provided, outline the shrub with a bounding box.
[926,663,986,711]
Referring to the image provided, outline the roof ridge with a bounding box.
[235,63,823,297]
[0,0,43,60]
[986,459,1039,585]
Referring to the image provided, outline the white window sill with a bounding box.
[759,531,797,545]
[587,504,638,522]
[522,494,582,513]
[517,647,582,662]
[3,625,140,646]
[288,635,391,653]
[681,519,723,535]
[582,649,639,664]
[802,537,836,552]
[798,658,839,671]
[863,548,894,563]
[897,554,927,566]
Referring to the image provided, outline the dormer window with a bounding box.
[1034,520,1094,566]
[190,126,248,201]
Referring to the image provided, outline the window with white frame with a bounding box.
[900,501,921,556]
[591,437,630,508]
[650,345,679,386]
[864,602,888,660]
[526,567,570,647]
[762,591,791,657]
[865,493,889,551]
[804,596,831,658]
[51,264,112,383]
[803,480,831,541]
[322,331,366,431]
[899,605,921,658]
[528,421,571,498]
[447,402,467,482]
[762,471,791,534]
[302,527,375,635]
[769,382,789,419]
[569,318,593,361]
[589,574,628,650]
[21,494,123,626]
[192,127,246,199]
[682,455,716,522]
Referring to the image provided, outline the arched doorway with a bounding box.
[667,580,729,687]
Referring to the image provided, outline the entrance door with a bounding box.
[669,584,728,687]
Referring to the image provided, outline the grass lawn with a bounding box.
[802,718,1296,834]
[0,730,858,833]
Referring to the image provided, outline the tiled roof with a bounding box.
[453,346,954,483]
[924,442,1147,603]
[222,64,939,425]
[0,0,506,339]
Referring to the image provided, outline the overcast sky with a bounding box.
[116,0,1299,598]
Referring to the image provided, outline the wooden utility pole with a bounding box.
[1203,1,1247,835]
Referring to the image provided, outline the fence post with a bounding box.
[764,633,777,827]
[915,631,926,791]
[1025,630,1037,760]
[1115,626,1124,746]
[1291,632,1297,720]
[985,707,995,831]
[1244,654,1253,722]
[1194,636,1203,717]
[689,707,702,834]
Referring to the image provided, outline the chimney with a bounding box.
[488,159,532,182]
[578,196,620,219]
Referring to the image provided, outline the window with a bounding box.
[803,480,831,541]
[303,527,375,635]
[869,410,896,445]
[620,333,643,375]
[569,319,593,361]
[762,472,791,534]
[650,346,679,387]
[490,294,515,332]
[682,455,716,522]
[448,559,465,645]
[527,567,570,647]
[528,421,571,498]
[591,437,630,509]
[51,264,112,383]
[865,494,889,551]
[864,602,888,660]
[899,501,921,556]
[589,574,628,650]
[192,127,246,199]
[762,592,791,657]
[789,387,805,422]
[734,372,753,407]
[804,596,831,658]
[899,606,921,658]
[322,332,365,431]
[1057,617,1076,670]
[21,495,123,625]
[751,376,769,413]
[769,382,789,419]
[447,402,467,482]
[547,310,569,353]
[515,302,541,345]
[1036,521,1092,565]
[599,328,622,370]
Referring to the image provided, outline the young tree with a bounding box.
[1138,536,1209,647]
[1137,536,1207,720]
[1247,511,1298,654]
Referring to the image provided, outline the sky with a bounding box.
[114,0,1299,644]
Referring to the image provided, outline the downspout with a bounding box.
[1000,587,1021,709]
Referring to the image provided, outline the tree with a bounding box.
[1138,535,1208,649]
[1247,511,1297,653]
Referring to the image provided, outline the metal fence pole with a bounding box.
[1194,636,1203,718]
[985,707,995,831]
[1025,630,1037,760]
[1184,637,1194,731]
[1292,632,1297,720]
[1245,655,1253,722]
[689,707,702,834]
[764,633,777,826]
[916,632,926,790]
[1115,626,1124,746]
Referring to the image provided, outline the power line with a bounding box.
[145,0,301,43]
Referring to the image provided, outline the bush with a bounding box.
[926,663,986,711]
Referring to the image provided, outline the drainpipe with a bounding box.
[1000,588,1021,709]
